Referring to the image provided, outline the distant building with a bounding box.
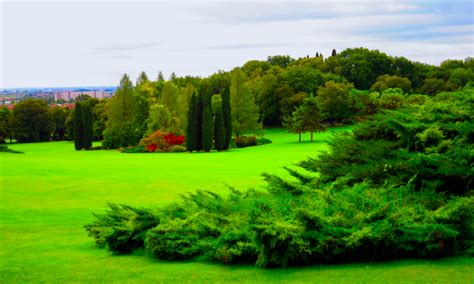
[53,91,113,102]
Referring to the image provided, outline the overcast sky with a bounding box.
[1,0,473,88]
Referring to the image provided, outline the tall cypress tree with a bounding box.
[73,102,84,150]
[214,106,225,151]
[331,49,337,57]
[186,94,197,152]
[195,92,204,151]
[202,96,214,152]
[82,103,93,150]
[222,90,232,150]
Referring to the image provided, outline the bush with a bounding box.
[88,145,103,151]
[257,137,272,145]
[168,145,187,152]
[84,203,159,254]
[235,136,257,148]
[121,145,146,153]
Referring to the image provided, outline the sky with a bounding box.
[1,0,473,88]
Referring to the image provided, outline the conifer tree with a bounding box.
[213,106,225,151]
[82,102,93,149]
[195,92,204,151]
[222,90,232,150]
[73,102,84,150]
[331,49,337,57]
[201,96,214,152]
[186,94,197,151]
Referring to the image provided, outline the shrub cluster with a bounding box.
[121,130,186,153]
[234,136,257,148]
[85,88,473,267]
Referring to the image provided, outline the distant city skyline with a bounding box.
[1,0,473,88]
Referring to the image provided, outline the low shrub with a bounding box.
[121,146,146,153]
[168,145,187,152]
[84,203,160,254]
[235,136,257,148]
[88,145,103,151]
[257,137,272,145]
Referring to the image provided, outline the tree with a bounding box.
[337,48,394,90]
[195,92,204,151]
[295,95,325,142]
[201,96,214,152]
[12,99,52,142]
[146,104,172,134]
[331,49,337,57]
[370,75,412,93]
[213,105,225,151]
[0,107,12,143]
[230,69,261,137]
[157,71,165,82]
[49,106,67,140]
[283,111,305,142]
[136,71,149,85]
[186,94,198,151]
[316,81,354,123]
[103,74,140,149]
[82,102,93,149]
[92,100,108,141]
[222,87,232,150]
[73,102,84,150]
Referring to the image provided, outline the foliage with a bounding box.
[256,137,272,145]
[202,97,214,152]
[103,74,141,149]
[316,81,354,123]
[12,99,52,142]
[213,106,225,151]
[222,88,232,150]
[73,102,84,150]
[230,69,261,136]
[84,203,159,254]
[48,106,68,140]
[0,107,13,143]
[371,75,412,93]
[186,94,198,151]
[86,88,474,267]
[168,145,187,152]
[234,136,257,148]
[285,95,325,142]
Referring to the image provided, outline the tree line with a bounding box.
[1,47,472,146]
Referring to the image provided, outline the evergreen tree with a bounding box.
[157,71,164,82]
[201,96,214,152]
[186,94,198,151]
[103,74,139,149]
[73,102,84,150]
[82,102,93,149]
[195,92,204,151]
[230,69,261,137]
[213,106,225,151]
[222,90,232,150]
[331,49,337,57]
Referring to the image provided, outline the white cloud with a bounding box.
[1,1,472,88]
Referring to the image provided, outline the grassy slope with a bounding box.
[0,127,472,283]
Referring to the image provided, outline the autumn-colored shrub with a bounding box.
[163,133,185,146]
[235,136,257,148]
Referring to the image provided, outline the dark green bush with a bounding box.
[257,137,272,145]
[235,136,257,148]
[84,203,159,254]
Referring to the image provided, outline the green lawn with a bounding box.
[1,127,472,283]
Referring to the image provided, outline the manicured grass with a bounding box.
[1,127,472,283]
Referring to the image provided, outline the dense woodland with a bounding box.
[1,47,473,149]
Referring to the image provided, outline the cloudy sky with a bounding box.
[1,0,473,88]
